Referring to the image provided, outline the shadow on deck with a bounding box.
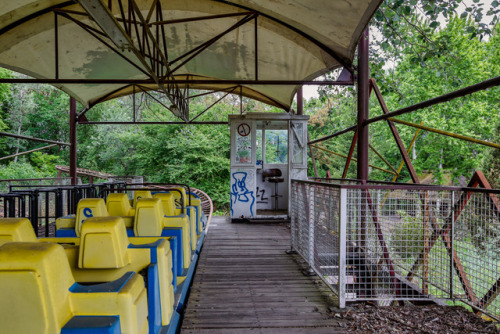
[180,216,344,333]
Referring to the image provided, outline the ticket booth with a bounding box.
[229,112,309,221]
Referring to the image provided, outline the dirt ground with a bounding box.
[334,303,499,333]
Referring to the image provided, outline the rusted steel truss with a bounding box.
[308,76,500,146]
[342,130,358,178]
[406,171,500,309]
[370,79,419,183]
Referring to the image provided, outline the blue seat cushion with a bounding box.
[61,316,120,334]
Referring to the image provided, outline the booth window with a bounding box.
[235,123,252,164]
[265,130,287,164]
[256,129,263,166]
[292,122,304,165]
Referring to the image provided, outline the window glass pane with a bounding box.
[256,129,263,166]
[292,123,304,164]
[235,123,252,164]
[265,130,287,164]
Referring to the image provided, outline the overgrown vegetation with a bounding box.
[0,3,498,212]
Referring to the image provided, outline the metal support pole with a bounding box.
[357,29,369,181]
[69,97,77,185]
[450,191,455,300]
[307,131,319,178]
[339,188,347,308]
[357,29,369,251]
[297,87,303,115]
[308,185,315,267]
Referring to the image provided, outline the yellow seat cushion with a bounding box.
[75,198,109,237]
[79,217,130,269]
[0,218,37,246]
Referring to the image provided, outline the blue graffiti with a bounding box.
[230,172,255,216]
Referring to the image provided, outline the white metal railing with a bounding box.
[291,180,500,320]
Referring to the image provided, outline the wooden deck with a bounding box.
[180,216,344,333]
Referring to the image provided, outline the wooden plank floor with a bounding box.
[180,216,345,333]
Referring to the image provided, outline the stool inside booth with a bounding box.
[262,169,284,211]
[229,113,309,222]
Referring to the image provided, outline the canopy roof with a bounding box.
[0,0,382,116]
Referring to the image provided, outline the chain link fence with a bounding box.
[291,180,500,320]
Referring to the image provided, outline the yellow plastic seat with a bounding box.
[170,187,188,216]
[107,193,134,217]
[0,218,37,246]
[135,197,191,273]
[190,196,204,235]
[75,198,109,237]
[133,190,152,208]
[0,242,149,334]
[78,216,131,269]
[70,216,175,327]
[154,193,176,216]
[134,198,164,237]
[167,188,197,251]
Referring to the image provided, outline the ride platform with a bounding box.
[180,216,344,333]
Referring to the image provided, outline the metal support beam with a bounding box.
[369,143,398,174]
[0,78,354,86]
[310,144,395,175]
[307,131,318,178]
[307,76,499,146]
[370,79,419,183]
[307,124,357,145]
[69,97,77,185]
[78,121,227,125]
[0,131,70,146]
[365,76,500,126]
[356,29,369,181]
[0,144,58,161]
[342,130,358,178]
[388,117,500,149]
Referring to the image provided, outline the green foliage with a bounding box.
[483,118,500,188]
[372,0,499,77]
[0,160,52,180]
[30,151,59,175]
[313,16,499,185]
[76,93,233,211]
[390,211,425,258]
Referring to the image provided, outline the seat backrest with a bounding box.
[106,193,133,216]
[0,218,37,246]
[79,217,130,269]
[134,198,164,236]
[133,190,152,208]
[169,187,187,215]
[262,168,282,180]
[153,193,176,216]
[75,198,109,237]
[0,242,74,333]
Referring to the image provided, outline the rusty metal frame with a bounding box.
[370,79,419,183]
[342,130,358,178]
[0,144,58,162]
[311,144,395,175]
[0,78,354,86]
[79,121,227,125]
[307,76,500,147]
[366,76,500,126]
[189,87,238,123]
[405,171,500,307]
[0,131,70,147]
